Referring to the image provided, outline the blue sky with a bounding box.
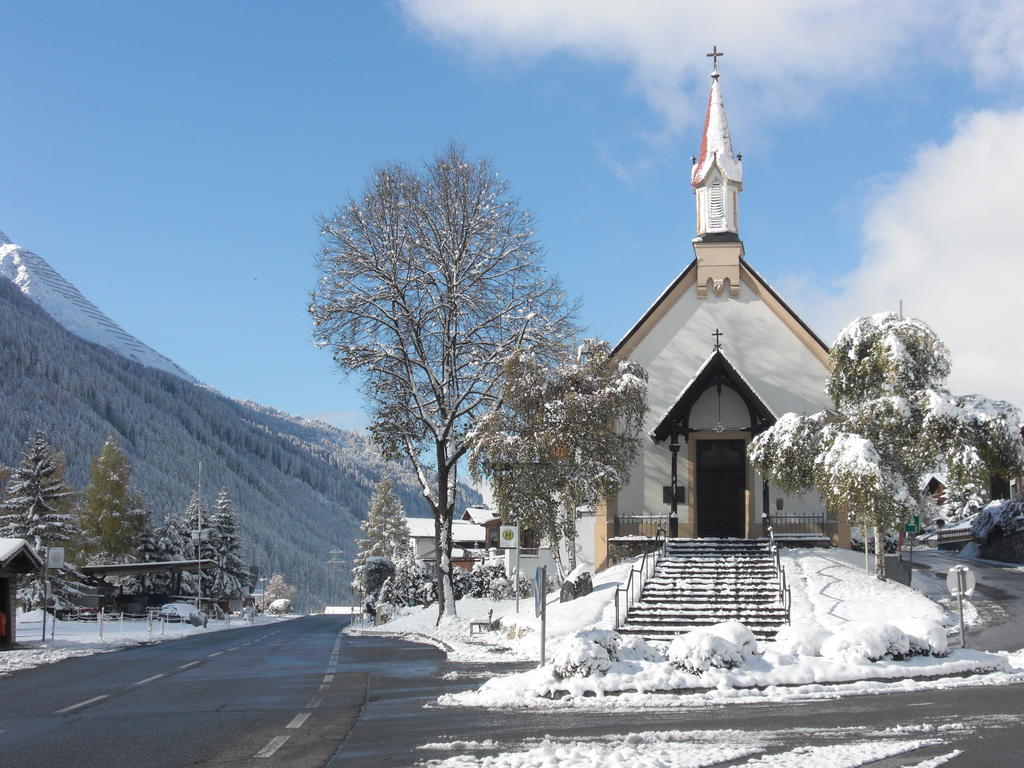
[3,1,1024,429]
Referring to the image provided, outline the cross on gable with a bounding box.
[712,328,724,351]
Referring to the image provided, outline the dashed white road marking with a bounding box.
[255,734,290,758]
[55,695,109,715]
[179,661,201,670]
[208,651,223,658]
[322,674,334,683]
[133,673,166,686]
[285,712,311,729]
[227,646,239,651]
[306,696,323,709]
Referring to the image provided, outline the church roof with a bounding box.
[650,348,776,442]
[612,258,830,360]
[692,75,743,187]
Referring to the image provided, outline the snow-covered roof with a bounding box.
[405,517,488,543]
[406,517,435,539]
[649,348,776,442]
[691,75,742,188]
[0,537,43,572]
[462,506,499,525]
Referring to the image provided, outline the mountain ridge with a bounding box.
[0,232,481,609]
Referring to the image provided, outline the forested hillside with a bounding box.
[0,278,480,609]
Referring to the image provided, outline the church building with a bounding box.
[594,56,851,570]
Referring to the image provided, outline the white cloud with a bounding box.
[802,108,1024,408]
[401,0,1023,129]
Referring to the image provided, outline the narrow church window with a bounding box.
[708,181,725,229]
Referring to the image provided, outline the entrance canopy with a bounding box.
[650,350,775,443]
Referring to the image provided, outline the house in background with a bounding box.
[406,517,489,572]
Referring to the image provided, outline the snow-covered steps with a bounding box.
[618,537,789,642]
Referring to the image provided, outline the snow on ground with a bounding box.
[353,548,1024,708]
[1,610,296,676]
[412,717,1018,767]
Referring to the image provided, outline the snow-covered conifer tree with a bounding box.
[751,313,1024,580]
[311,143,579,619]
[469,339,648,573]
[352,476,414,597]
[0,431,84,608]
[181,491,214,597]
[154,511,190,595]
[207,489,247,599]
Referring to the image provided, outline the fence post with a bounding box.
[98,608,104,641]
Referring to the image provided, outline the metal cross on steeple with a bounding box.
[706,45,724,77]
[712,328,724,351]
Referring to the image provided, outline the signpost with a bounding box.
[500,524,519,612]
[534,565,547,667]
[946,565,976,648]
[903,515,920,567]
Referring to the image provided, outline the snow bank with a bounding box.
[667,622,755,674]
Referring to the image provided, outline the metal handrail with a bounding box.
[765,522,791,624]
[614,527,666,628]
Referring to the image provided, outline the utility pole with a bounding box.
[196,461,203,613]
[327,549,347,609]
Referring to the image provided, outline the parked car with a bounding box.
[158,602,207,626]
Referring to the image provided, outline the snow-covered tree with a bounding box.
[207,489,248,600]
[351,477,415,594]
[469,339,647,573]
[751,313,1024,580]
[180,491,215,597]
[0,431,84,608]
[154,511,190,595]
[311,143,579,618]
[133,522,163,593]
[263,572,296,607]
[77,435,148,559]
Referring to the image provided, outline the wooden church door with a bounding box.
[696,440,746,538]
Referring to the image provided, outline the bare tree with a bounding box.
[310,143,578,618]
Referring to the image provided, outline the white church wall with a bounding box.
[620,269,833,523]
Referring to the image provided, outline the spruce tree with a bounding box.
[0,431,84,608]
[351,476,413,595]
[154,511,190,595]
[208,489,247,599]
[78,435,148,559]
[181,491,214,597]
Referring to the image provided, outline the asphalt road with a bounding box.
[2,614,1023,767]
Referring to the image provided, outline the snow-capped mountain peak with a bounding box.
[0,232,196,382]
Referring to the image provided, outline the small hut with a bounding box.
[0,538,44,648]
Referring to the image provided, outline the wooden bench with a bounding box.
[469,609,493,635]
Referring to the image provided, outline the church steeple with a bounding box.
[691,48,742,237]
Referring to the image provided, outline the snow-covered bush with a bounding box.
[668,622,755,674]
[891,618,949,657]
[971,498,1024,543]
[362,556,395,598]
[618,635,664,662]
[850,527,898,554]
[266,598,291,615]
[819,621,910,663]
[771,623,833,657]
[551,629,622,679]
[465,563,510,599]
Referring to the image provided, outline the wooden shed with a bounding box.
[0,538,44,648]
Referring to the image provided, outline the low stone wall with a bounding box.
[607,537,661,565]
[979,530,1024,564]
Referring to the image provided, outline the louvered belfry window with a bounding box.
[708,181,725,229]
